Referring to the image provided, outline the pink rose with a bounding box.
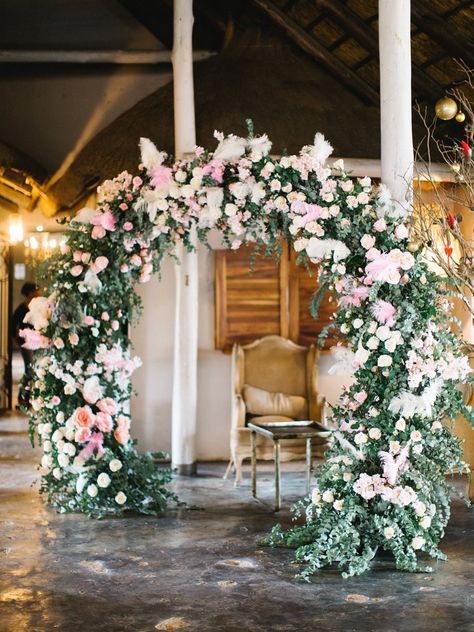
[373,218,387,232]
[75,427,92,443]
[73,406,95,429]
[114,427,130,445]
[132,176,143,188]
[70,265,83,277]
[73,251,82,262]
[95,412,113,433]
[90,256,109,274]
[123,222,133,231]
[101,312,110,321]
[120,264,130,273]
[119,203,128,211]
[111,321,119,331]
[51,395,61,406]
[81,252,91,263]
[83,315,94,326]
[130,254,141,267]
[360,234,376,250]
[117,415,130,429]
[69,333,79,345]
[91,226,106,239]
[355,391,368,404]
[60,243,70,255]
[97,398,117,415]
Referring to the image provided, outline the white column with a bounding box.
[378,0,414,212]
[171,0,199,474]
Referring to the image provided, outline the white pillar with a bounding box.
[171,0,199,474]
[379,0,414,212]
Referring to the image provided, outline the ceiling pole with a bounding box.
[378,0,414,213]
[171,0,198,475]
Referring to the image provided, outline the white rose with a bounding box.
[56,411,65,423]
[311,488,321,505]
[378,355,393,367]
[390,441,401,455]
[115,492,127,505]
[366,336,380,350]
[52,467,62,480]
[41,454,53,469]
[340,324,349,334]
[354,432,368,445]
[412,443,423,455]
[395,418,406,431]
[410,430,422,442]
[63,443,76,456]
[57,453,69,467]
[376,325,391,341]
[415,502,426,516]
[343,472,352,482]
[367,321,377,334]
[385,338,397,353]
[420,516,432,529]
[97,473,111,488]
[368,428,381,440]
[353,318,364,329]
[361,234,376,249]
[82,376,103,404]
[43,440,52,453]
[384,527,395,539]
[87,484,98,498]
[354,346,370,365]
[431,421,442,432]
[333,500,344,511]
[411,536,425,550]
[109,459,123,472]
[322,490,334,503]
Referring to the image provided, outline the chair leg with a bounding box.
[223,459,233,480]
[234,456,244,487]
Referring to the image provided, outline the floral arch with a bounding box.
[23,124,472,577]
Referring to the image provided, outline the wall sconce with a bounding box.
[8,215,24,244]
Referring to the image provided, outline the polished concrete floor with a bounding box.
[1,413,474,632]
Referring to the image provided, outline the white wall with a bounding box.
[131,243,352,461]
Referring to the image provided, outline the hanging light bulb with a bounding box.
[8,215,24,244]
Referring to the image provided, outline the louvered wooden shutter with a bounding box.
[215,242,336,351]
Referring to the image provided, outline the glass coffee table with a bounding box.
[247,419,331,511]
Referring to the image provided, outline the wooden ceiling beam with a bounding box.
[411,0,474,68]
[314,0,443,101]
[253,0,379,106]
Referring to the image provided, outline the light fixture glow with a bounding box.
[36,225,44,232]
[8,215,24,244]
[29,236,39,250]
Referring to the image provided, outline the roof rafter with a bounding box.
[313,0,443,102]
[411,0,474,68]
[253,0,379,106]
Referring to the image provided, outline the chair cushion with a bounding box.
[243,384,308,420]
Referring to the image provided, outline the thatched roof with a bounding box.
[50,0,474,209]
[50,34,384,208]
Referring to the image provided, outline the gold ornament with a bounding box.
[435,96,458,121]
[455,111,466,123]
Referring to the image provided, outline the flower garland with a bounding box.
[23,124,472,576]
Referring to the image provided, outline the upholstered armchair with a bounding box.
[227,335,327,484]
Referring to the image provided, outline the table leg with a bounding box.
[306,437,312,493]
[251,430,257,498]
[274,439,281,512]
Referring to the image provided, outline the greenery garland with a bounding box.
[23,124,472,577]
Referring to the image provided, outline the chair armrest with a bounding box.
[232,393,246,429]
[309,393,327,424]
